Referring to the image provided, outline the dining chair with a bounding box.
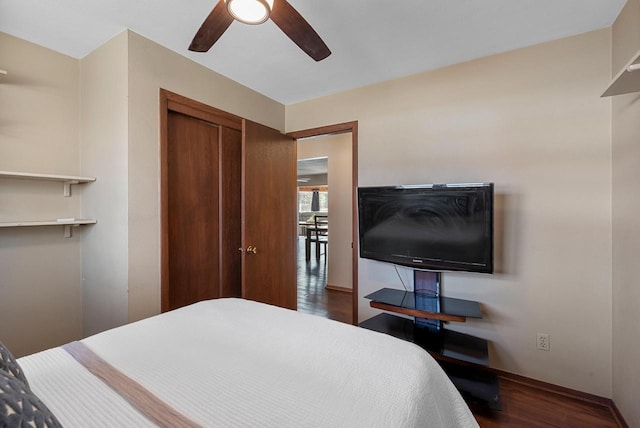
[310,214,328,260]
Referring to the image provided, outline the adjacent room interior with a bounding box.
[296,133,353,324]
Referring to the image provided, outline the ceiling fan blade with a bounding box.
[270,0,331,61]
[189,0,234,52]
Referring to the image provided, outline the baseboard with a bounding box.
[493,369,628,427]
[494,369,609,405]
[325,284,352,293]
[609,401,630,428]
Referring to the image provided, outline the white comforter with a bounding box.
[19,298,478,427]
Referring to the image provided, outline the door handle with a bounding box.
[246,245,258,254]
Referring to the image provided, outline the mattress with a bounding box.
[18,298,478,427]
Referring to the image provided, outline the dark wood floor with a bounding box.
[295,238,622,427]
[473,375,622,427]
[296,237,351,324]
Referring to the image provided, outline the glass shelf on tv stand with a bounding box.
[362,286,487,367]
[360,312,489,365]
[364,288,483,323]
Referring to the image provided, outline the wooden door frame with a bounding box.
[159,89,243,312]
[288,122,359,325]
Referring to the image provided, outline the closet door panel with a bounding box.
[241,120,297,310]
[167,111,220,310]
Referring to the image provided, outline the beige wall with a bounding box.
[0,33,83,356]
[611,0,640,425]
[79,31,130,336]
[126,31,285,322]
[297,134,353,289]
[286,29,613,397]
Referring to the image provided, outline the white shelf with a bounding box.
[0,170,96,196]
[0,219,97,238]
[602,48,640,97]
[1,170,97,237]
[0,219,96,227]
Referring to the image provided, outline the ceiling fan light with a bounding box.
[225,0,274,25]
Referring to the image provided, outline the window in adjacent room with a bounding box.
[298,186,328,213]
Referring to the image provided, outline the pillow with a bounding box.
[0,369,62,427]
[0,341,29,388]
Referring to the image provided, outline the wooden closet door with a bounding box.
[241,120,297,310]
[161,90,295,312]
[166,111,221,310]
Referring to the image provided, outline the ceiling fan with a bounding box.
[189,0,331,61]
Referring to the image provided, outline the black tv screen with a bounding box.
[358,183,494,273]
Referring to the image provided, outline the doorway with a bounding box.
[289,122,358,325]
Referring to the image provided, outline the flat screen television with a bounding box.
[358,183,494,273]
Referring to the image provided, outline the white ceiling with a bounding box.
[0,0,626,105]
[298,157,328,176]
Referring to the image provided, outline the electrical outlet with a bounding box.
[537,333,550,351]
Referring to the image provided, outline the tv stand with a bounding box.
[359,271,501,410]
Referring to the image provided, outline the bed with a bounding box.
[4,298,478,427]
